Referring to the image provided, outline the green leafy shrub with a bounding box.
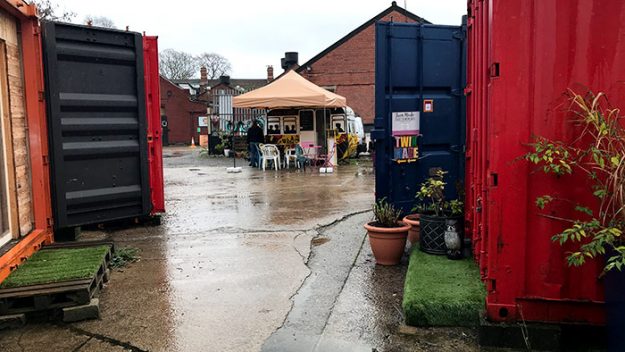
[525,90,625,272]
[372,198,403,228]
[110,247,140,268]
[413,169,464,217]
[199,147,209,158]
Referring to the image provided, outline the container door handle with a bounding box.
[450,145,464,153]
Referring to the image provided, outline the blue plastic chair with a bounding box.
[295,144,310,170]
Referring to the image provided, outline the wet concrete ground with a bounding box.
[0,146,478,351]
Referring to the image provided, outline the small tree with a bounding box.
[525,90,625,272]
[413,169,463,217]
[32,0,75,21]
[84,15,116,29]
[195,52,232,79]
[159,49,196,80]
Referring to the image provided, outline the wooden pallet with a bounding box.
[0,242,112,316]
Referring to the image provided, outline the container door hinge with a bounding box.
[46,217,53,227]
[42,155,49,165]
[453,31,466,40]
[38,90,45,102]
[451,88,463,97]
[464,85,473,96]
[489,63,500,78]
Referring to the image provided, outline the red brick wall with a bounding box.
[160,77,206,144]
[300,10,418,126]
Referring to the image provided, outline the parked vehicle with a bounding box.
[346,108,366,155]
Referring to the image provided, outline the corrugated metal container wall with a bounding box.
[466,0,625,324]
[42,22,152,229]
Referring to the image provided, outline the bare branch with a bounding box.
[159,49,196,80]
[195,52,232,79]
[32,0,76,21]
[84,15,116,29]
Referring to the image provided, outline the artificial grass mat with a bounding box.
[0,245,110,289]
[402,248,486,327]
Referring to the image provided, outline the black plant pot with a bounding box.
[605,254,625,352]
[419,214,463,255]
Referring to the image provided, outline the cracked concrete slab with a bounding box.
[0,324,89,352]
[262,211,372,351]
[321,237,478,351]
[0,148,375,352]
[76,338,129,352]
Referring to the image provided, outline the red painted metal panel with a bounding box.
[0,1,53,283]
[143,36,165,215]
[467,0,625,324]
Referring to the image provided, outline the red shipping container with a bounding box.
[0,0,53,282]
[466,0,625,324]
[143,36,165,215]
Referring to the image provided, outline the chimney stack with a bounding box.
[281,52,299,71]
[200,66,208,94]
[267,65,274,82]
[219,75,231,86]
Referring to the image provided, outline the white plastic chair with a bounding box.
[262,144,281,171]
[256,143,265,169]
[285,148,297,168]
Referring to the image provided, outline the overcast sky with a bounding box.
[54,0,467,78]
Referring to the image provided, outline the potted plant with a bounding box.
[413,170,464,258]
[216,132,233,157]
[402,213,420,246]
[214,143,224,156]
[364,198,411,265]
[524,91,625,350]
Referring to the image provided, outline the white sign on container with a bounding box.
[198,116,209,127]
[392,111,420,136]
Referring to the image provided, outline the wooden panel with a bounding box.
[0,10,33,236]
[0,40,18,239]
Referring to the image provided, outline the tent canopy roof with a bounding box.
[232,70,347,109]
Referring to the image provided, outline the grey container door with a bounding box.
[42,21,151,229]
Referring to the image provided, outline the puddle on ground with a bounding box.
[311,237,331,246]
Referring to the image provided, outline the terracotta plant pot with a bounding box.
[364,221,410,265]
[402,214,420,245]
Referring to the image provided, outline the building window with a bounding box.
[299,110,314,131]
[282,116,297,134]
[0,42,17,247]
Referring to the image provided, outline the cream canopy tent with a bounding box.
[232,70,347,108]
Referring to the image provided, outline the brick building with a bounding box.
[297,1,428,128]
[172,69,267,138]
[160,77,207,145]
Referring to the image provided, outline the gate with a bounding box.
[42,22,151,229]
[373,21,466,213]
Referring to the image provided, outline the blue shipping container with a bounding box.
[373,21,466,213]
